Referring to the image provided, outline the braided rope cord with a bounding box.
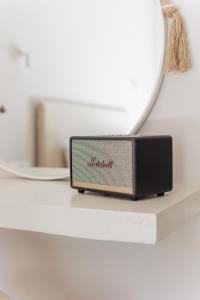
[160,0,190,72]
[160,0,169,5]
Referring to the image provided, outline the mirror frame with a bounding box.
[130,6,167,135]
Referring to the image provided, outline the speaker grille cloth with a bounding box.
[72,140,133,191]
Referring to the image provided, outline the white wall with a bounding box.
[1,1,200,300]
[0,0,161,164]
[1,218,200,300]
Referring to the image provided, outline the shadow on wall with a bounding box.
[140,118,200,184]
[1,224,200,300]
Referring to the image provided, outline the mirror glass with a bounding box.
[0,0,164,179]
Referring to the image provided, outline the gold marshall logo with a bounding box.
[87,157,113,168]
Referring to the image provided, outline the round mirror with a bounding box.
[0,0,165,180]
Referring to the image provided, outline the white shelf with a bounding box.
[0,172,199,244]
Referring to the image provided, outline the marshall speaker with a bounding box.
[70,135,173,200]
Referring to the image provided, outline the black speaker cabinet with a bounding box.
[70,135,173,200]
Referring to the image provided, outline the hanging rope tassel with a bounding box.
[161,2,190,73]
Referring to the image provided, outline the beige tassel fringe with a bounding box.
[160,0,190,73]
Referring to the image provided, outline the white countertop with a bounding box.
[0,171,200,244]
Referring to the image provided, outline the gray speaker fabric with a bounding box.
[72,140,133,189]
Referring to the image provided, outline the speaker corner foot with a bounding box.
[157,192,164,197]
[78,189,85,194]
[131,196,139,201]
